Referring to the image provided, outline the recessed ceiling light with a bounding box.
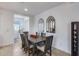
[24,8,28,11]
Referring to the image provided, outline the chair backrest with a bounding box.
[24,31,28,36]
[36,32,39,37]
[41,33,46,37]
[20,34,28,48]
[23,32,28,36]
[44,36,53,52]
[23,32,30,48]
[20,34,26,45]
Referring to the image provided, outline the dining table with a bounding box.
[28,34,47,55]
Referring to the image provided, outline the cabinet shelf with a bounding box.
[71,22,79,56]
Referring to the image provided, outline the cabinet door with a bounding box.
[71,22,79,56]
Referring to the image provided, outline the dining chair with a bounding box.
[20,33,30,53]
[37,36,53,56]
[36,32,39,37]
[20,34,26,49]
[23,32,34,55]
[41,33,46,37]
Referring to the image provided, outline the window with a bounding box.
[14,14,29,33]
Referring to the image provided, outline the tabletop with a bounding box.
[28,36,46,44]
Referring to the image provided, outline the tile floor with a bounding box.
[0,39,70,56]
[0,39,27,56]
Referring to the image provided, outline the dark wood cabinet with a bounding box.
[71,22,79,56]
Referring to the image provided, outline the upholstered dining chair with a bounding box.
[23,32,34,55]
[36,32,39,38]
[41,33,46,37]
[37,36,53,56]
[20,34,26,49]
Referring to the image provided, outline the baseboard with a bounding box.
[52,47,71,56]
[0,43,13,49]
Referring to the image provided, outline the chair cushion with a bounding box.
[37,46,45,52]
[30,45,33,48]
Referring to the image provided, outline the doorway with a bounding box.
[13,14,29,43]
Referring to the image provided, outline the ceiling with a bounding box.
[0,2,63,16]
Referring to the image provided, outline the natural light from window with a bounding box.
[14,14,29,32]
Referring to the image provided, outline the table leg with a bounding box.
[32,44,36,56]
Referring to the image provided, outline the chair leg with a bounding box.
[28,50,30,56]
[32,44,37,56]
[24,48,27,53]
[22,44,23,48]
[28,48,33,56]
[50,48,52,56]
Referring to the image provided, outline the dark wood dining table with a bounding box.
[28,34,46,55]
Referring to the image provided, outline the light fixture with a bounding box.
[24,8,28,12]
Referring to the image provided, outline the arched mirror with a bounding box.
[38,18,44,33]
[46,16,55,33]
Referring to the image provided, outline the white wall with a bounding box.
[0,9,34,47]
[33,3,79,54]
[29,16,36,34]
[0,10,15,46]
